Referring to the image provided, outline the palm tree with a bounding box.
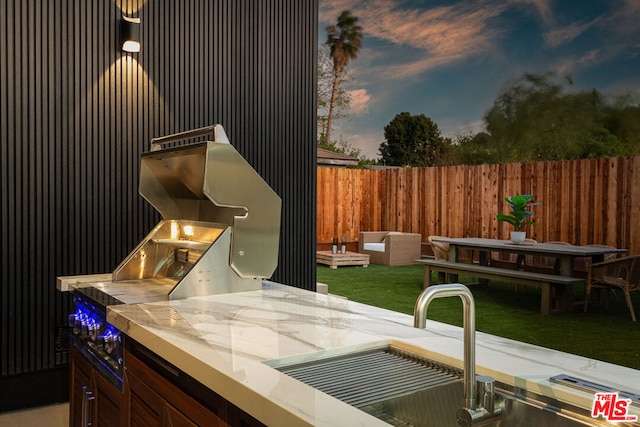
[325,11,362,146]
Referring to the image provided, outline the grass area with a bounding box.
[317,264,640,370]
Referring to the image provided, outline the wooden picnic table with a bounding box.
[422,237,628,314]
[416,258,584,315]
[430,237,627,276]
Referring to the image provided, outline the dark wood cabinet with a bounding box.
[70,341,264,426]
[126,350,227,427]
[69,347,127,427]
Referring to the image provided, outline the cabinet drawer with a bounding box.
[126,351,228,427]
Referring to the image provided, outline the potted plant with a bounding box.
[496,194,540,243]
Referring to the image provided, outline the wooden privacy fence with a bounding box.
[317,156,640,254]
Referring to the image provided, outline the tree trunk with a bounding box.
[326,67,342,145]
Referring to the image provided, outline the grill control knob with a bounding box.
[69,311,83,334]
[98,331,111,353]
[101,331,120,355]
[88,321,101,341]
[67,313,77,328]
[80,316,91,339]
[114,334,122,357]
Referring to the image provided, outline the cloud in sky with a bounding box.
[554,48,602,76]
[613,0,640,32]
[338,130,384,158]
[600,0,640,62]
[320,0,640,102]
[320,0,638,78]
[360,2,504,56]
[320,0,640,160]
[376,53,464,80]
[320,0,508,79]
[347,89,371,114]
[543,19,599,47]
[508,0,554,24]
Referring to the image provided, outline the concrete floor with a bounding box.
[0,403,68,426]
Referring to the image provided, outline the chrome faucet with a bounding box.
[414,283,500,426]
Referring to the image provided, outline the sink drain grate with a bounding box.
[275,347,462,408]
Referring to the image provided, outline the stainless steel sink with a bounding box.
[272,345,462,409]
[266,344,615,427]
[359,380,600,427]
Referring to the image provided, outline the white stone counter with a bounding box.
[106,282,640,426]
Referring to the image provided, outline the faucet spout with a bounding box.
[414,284,477,411]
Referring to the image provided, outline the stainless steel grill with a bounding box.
[63,124,282,301]
[129,124,282,298]
[62,125,282,392]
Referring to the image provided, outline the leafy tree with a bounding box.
[379,112,450,167]
[603,102,640,156]
[325,11,362,145]
[483,72,637,163]
[318,135,362,159]
[451,132,499,165]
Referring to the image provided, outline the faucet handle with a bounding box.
[456,406,491,427]
[456,376,503,426]
[476,375,496,413]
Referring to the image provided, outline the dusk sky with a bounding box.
[318,0,640,159]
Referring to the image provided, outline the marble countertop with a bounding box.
[105,281,640,426]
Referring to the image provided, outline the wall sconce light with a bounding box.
[121,15,141,53]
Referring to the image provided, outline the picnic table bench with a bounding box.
[416,259,585,315]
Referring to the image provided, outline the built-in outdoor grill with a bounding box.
[61,125,281,391]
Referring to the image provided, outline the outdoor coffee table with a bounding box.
[316,251,370,269]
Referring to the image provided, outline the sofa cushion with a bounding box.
[363,242,385,252]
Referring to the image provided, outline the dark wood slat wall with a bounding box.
[0,0,317,380]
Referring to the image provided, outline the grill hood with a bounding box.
[111,125,282,300]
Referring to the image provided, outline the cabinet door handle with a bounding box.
[81,386,95,426]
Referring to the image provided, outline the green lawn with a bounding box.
[317,264,640,370]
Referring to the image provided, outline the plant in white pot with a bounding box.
[496,194,540,243]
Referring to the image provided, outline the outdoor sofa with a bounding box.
[358,231,422,266]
